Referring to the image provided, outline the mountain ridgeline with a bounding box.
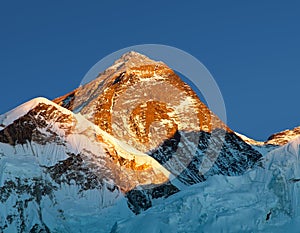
[0,52,298,232]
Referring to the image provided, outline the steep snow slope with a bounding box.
[0,143,132,233]
[235,132,265,146]
[0,97,173,185]
[0,97,178,232]
[111,137,300,233]
[235,132,278,155]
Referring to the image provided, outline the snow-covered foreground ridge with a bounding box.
[0,97,176,232]
[0,97,172,175]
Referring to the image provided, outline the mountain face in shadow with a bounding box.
[150,129,261,184]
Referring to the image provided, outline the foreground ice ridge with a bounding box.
[0,97,178,232]
[0,52,299,232]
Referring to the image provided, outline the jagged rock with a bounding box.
[54,51,262,183]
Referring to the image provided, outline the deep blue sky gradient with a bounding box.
[0,1,299,140]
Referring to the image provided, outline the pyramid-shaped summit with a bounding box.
[113,51,161,66]
[101,51,165,76]
[54,51,262,185]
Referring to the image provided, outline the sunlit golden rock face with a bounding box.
[129,100,177,144]
[54,53,229,155]
[265,126,300,146]
[95,133,170,193]
[53,52,262,186]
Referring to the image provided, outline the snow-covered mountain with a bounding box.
[0,52,299,232]
[54,51,262,184]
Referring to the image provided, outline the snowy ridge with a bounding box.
[0,96,172,180]
[0,96,179,232]
[0,97,71,129]
[235,132,265,146]
[73,113,175,184]
[236,126,300,147]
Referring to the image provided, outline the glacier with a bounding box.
[112,137,300,233]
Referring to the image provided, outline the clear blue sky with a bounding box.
[0,1,299,141]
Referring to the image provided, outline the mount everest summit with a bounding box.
[0,52,299,232]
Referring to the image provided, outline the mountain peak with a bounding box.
[118,51,149,61]
[107,51,164,73]
[0,97,72,130]
[117,51,157,64]
[53,52,261,186]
